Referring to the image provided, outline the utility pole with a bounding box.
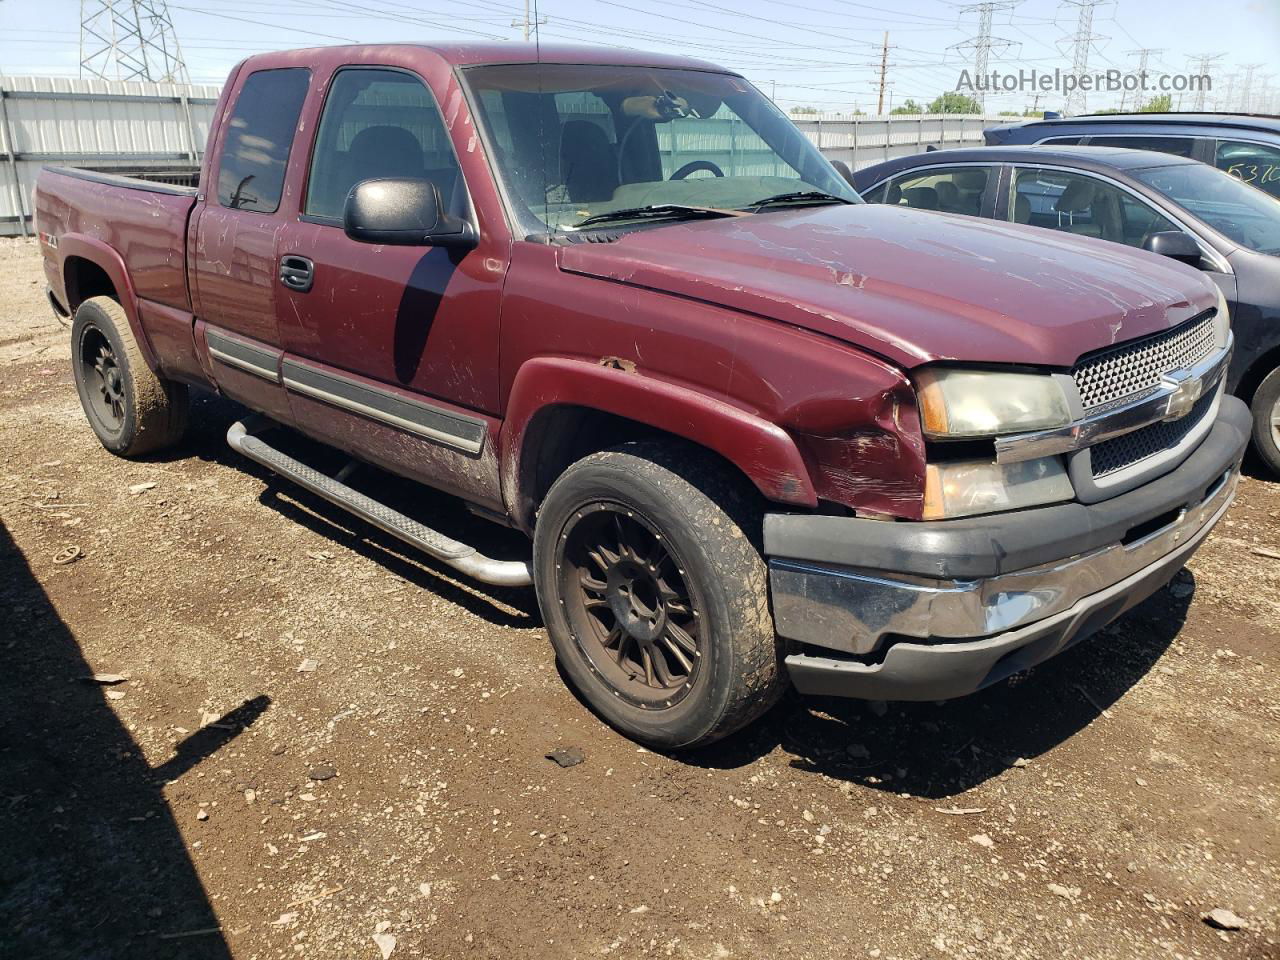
[80,0,189,84]
[949,2,1020,113]
[1119,48,1162,112]
[876,31,890,115]
[1186,52,1225,112]
[1060,0,1106,115]
[511,0,546,42]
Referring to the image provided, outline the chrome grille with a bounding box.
[1090,390,1216,478]
[1073,312,1217,411]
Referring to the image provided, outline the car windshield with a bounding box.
[462,63,861,233]
[1131,162,1280,256]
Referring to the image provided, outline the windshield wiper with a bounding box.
[575,204,743,228]
[747,191,854,210]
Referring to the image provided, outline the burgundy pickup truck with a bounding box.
[36,44,1249,748]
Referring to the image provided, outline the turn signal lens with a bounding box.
[923,456,1074,520]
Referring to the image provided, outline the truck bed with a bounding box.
[36,165,198,313]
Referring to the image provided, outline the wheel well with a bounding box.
[1237,344,1280,407]
[63,257,118,312]
[518,405,762,530]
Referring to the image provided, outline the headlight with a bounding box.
[924,456,1073,520]
[1213,284,1230,349]
[915,368,1071,438]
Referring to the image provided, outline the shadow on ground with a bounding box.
[693,577,1194,797]
[0,518,268,959]
[152,390,1194,801]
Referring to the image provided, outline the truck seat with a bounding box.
[560,120,619,202]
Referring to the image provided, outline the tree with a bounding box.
[927,91,983,114]
[891,99,923,115]
[789,105,820,116]
[1139,94,1173,113]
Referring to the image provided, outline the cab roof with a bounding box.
[240,42,735,76]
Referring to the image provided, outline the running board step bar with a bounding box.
[227,416,533,587]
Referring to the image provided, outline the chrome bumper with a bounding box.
[770,466,1236,655]
[766,394,1251,701]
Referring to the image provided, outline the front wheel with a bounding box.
[533,443,785,750]
[1251,366,1280,476]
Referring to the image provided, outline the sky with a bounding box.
[0,0,1277,115]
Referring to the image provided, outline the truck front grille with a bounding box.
[1089,390,1216,478]
[1073,311,1217,411]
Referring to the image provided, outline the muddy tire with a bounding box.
[1252,366,1280,477]
[71,296,188,457]
[533,442,786,750]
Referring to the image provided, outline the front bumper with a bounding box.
[765,395,1251,701]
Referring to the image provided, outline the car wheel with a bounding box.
[533,442,786,750]
[1251,365,1280,476]
[71,296,188,457]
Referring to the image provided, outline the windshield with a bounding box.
[1132,162,1280,256]
[462,63,861,233]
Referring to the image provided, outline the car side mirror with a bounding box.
[343,178,476,249]
[829,159,855,187]
[1143,230,1201,266]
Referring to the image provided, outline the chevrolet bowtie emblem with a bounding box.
[1160,369,1202,421]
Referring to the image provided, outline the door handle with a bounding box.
[279,255,314,293]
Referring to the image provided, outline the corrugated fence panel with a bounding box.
[0,75,219,235]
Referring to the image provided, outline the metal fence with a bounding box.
[0,75,220,237]
[793,114,1001,169]
[0,74,1003,237]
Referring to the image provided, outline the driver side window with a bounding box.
[1006,167,1179,249]
[305,68,462,222]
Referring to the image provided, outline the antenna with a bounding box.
[949,2,1021,112]
[1059,0,1106,115]
[80,0,189,84]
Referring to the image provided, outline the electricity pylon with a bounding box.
[80,0,190,85]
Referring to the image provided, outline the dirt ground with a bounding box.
[0,235,1277,960]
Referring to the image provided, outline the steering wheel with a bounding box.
[670,160,724,181]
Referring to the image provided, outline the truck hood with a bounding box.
[556,204,1217,370]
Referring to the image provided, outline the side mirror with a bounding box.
[1143,230,1201,266]
[343,178,476,249]
[829,159,855,187]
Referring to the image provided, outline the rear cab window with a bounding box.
[1215,139,1280,199]
[216,67,311,213]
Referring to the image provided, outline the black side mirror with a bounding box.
[343,178,476,249]
[1143,230,1201,266]
[829,159,855,187]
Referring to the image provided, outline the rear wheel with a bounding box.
[71,296,188,457]
[533,442,785,750]
[1252,366,1280,476]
